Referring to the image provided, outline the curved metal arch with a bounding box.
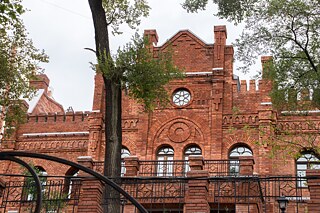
[0,155,43,213]
[0,151,148,213]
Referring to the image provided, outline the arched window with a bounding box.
[24,166,47,201]
[65,167,80,199]
[184,146,202,173]
[229,145,253,176]
[157,146,174,176]
[121,147,131,176]
[297,152,320,187]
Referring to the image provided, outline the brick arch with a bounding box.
[228,142,253,155]
[65,166,79,176]
[149,113,210,140]
[122,137,137,156]
[150,117,205,160]
[155,144,175,154]
[224,132,257,158]
[182,143,203,154]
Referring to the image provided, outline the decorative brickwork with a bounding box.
[1,25,320,212]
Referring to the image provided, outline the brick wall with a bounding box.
[1,25,320,213]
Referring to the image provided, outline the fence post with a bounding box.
[189,155,204,171]
[185,170,210,213]
[307,169,320,212]
[239,156,255,175]
[77,156,103,213]
[184,155,210,213]
[124,156,139,177]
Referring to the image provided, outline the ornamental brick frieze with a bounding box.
[277,120,320,132]
[16,140,88,152]
[122,118,139,131]
[222,114,259,126]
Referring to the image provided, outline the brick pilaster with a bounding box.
[189,155,204,171]
[88,112,103,160]
[77,156,103,213]
[307,169,320,212]
[124,156,139,177]
[184,170,210,213]
[239,156,255,175]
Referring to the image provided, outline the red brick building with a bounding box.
[1,26,320,213]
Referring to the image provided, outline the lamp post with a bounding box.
[277,196,289,213]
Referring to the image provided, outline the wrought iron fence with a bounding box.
[209,176,308,213]
[117,178,186,213]
[93,161,127,176]
[209,176,306,202]
[94,159,242,177]
[0,178,81,213]
[120,177,187,202]
[92,161,104,174]
[139,160,187,177]
[204,160,240,176]
[0,175,311,213]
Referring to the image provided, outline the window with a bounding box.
[24,166,47,201]
[121,147,131,176]
[65,168,80,199]
[157,147,174,176]
[296,152,320,187]
[172,89,191,106]
[229,145,253,176]
[184,146,202,173]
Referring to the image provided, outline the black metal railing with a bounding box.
[139,160,187,177]
[93,161,127,176]
[120,177,187,202]
[210,176,306,201]
[0,174,311,213]
[94,159,242,177]
[0,178,81,213]
[92,161,104,174]
[204,160,240,176]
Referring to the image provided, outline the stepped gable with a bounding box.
[148,29,214,73]
[27,74,64,115]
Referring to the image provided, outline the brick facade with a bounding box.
[1,25,320,212]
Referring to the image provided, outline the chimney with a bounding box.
[214,25,227,45]
[213,25,227,73]
[144,29,159,46]
[261,56,273,79]
[30,74,50,93]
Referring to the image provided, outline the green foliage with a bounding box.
[102,0,150,35]
[182,0,258,24]
[234,0,320,110]
[0,1,48,139]
[256,121,320,161]
[183,0,320,111]
[97,34,183,111]
[23,165,68,212]
[0,0,24,25]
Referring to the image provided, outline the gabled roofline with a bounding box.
[155,29,213,50]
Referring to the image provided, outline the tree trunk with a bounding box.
[104,78,122,213]
[88,1,122,213]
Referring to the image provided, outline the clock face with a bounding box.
[172,89,191,106]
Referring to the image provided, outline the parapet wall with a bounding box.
[27,111,90,123]
[17,111,91,135]
[232,79,271,112]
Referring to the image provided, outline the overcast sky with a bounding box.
[22,0,251,111]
